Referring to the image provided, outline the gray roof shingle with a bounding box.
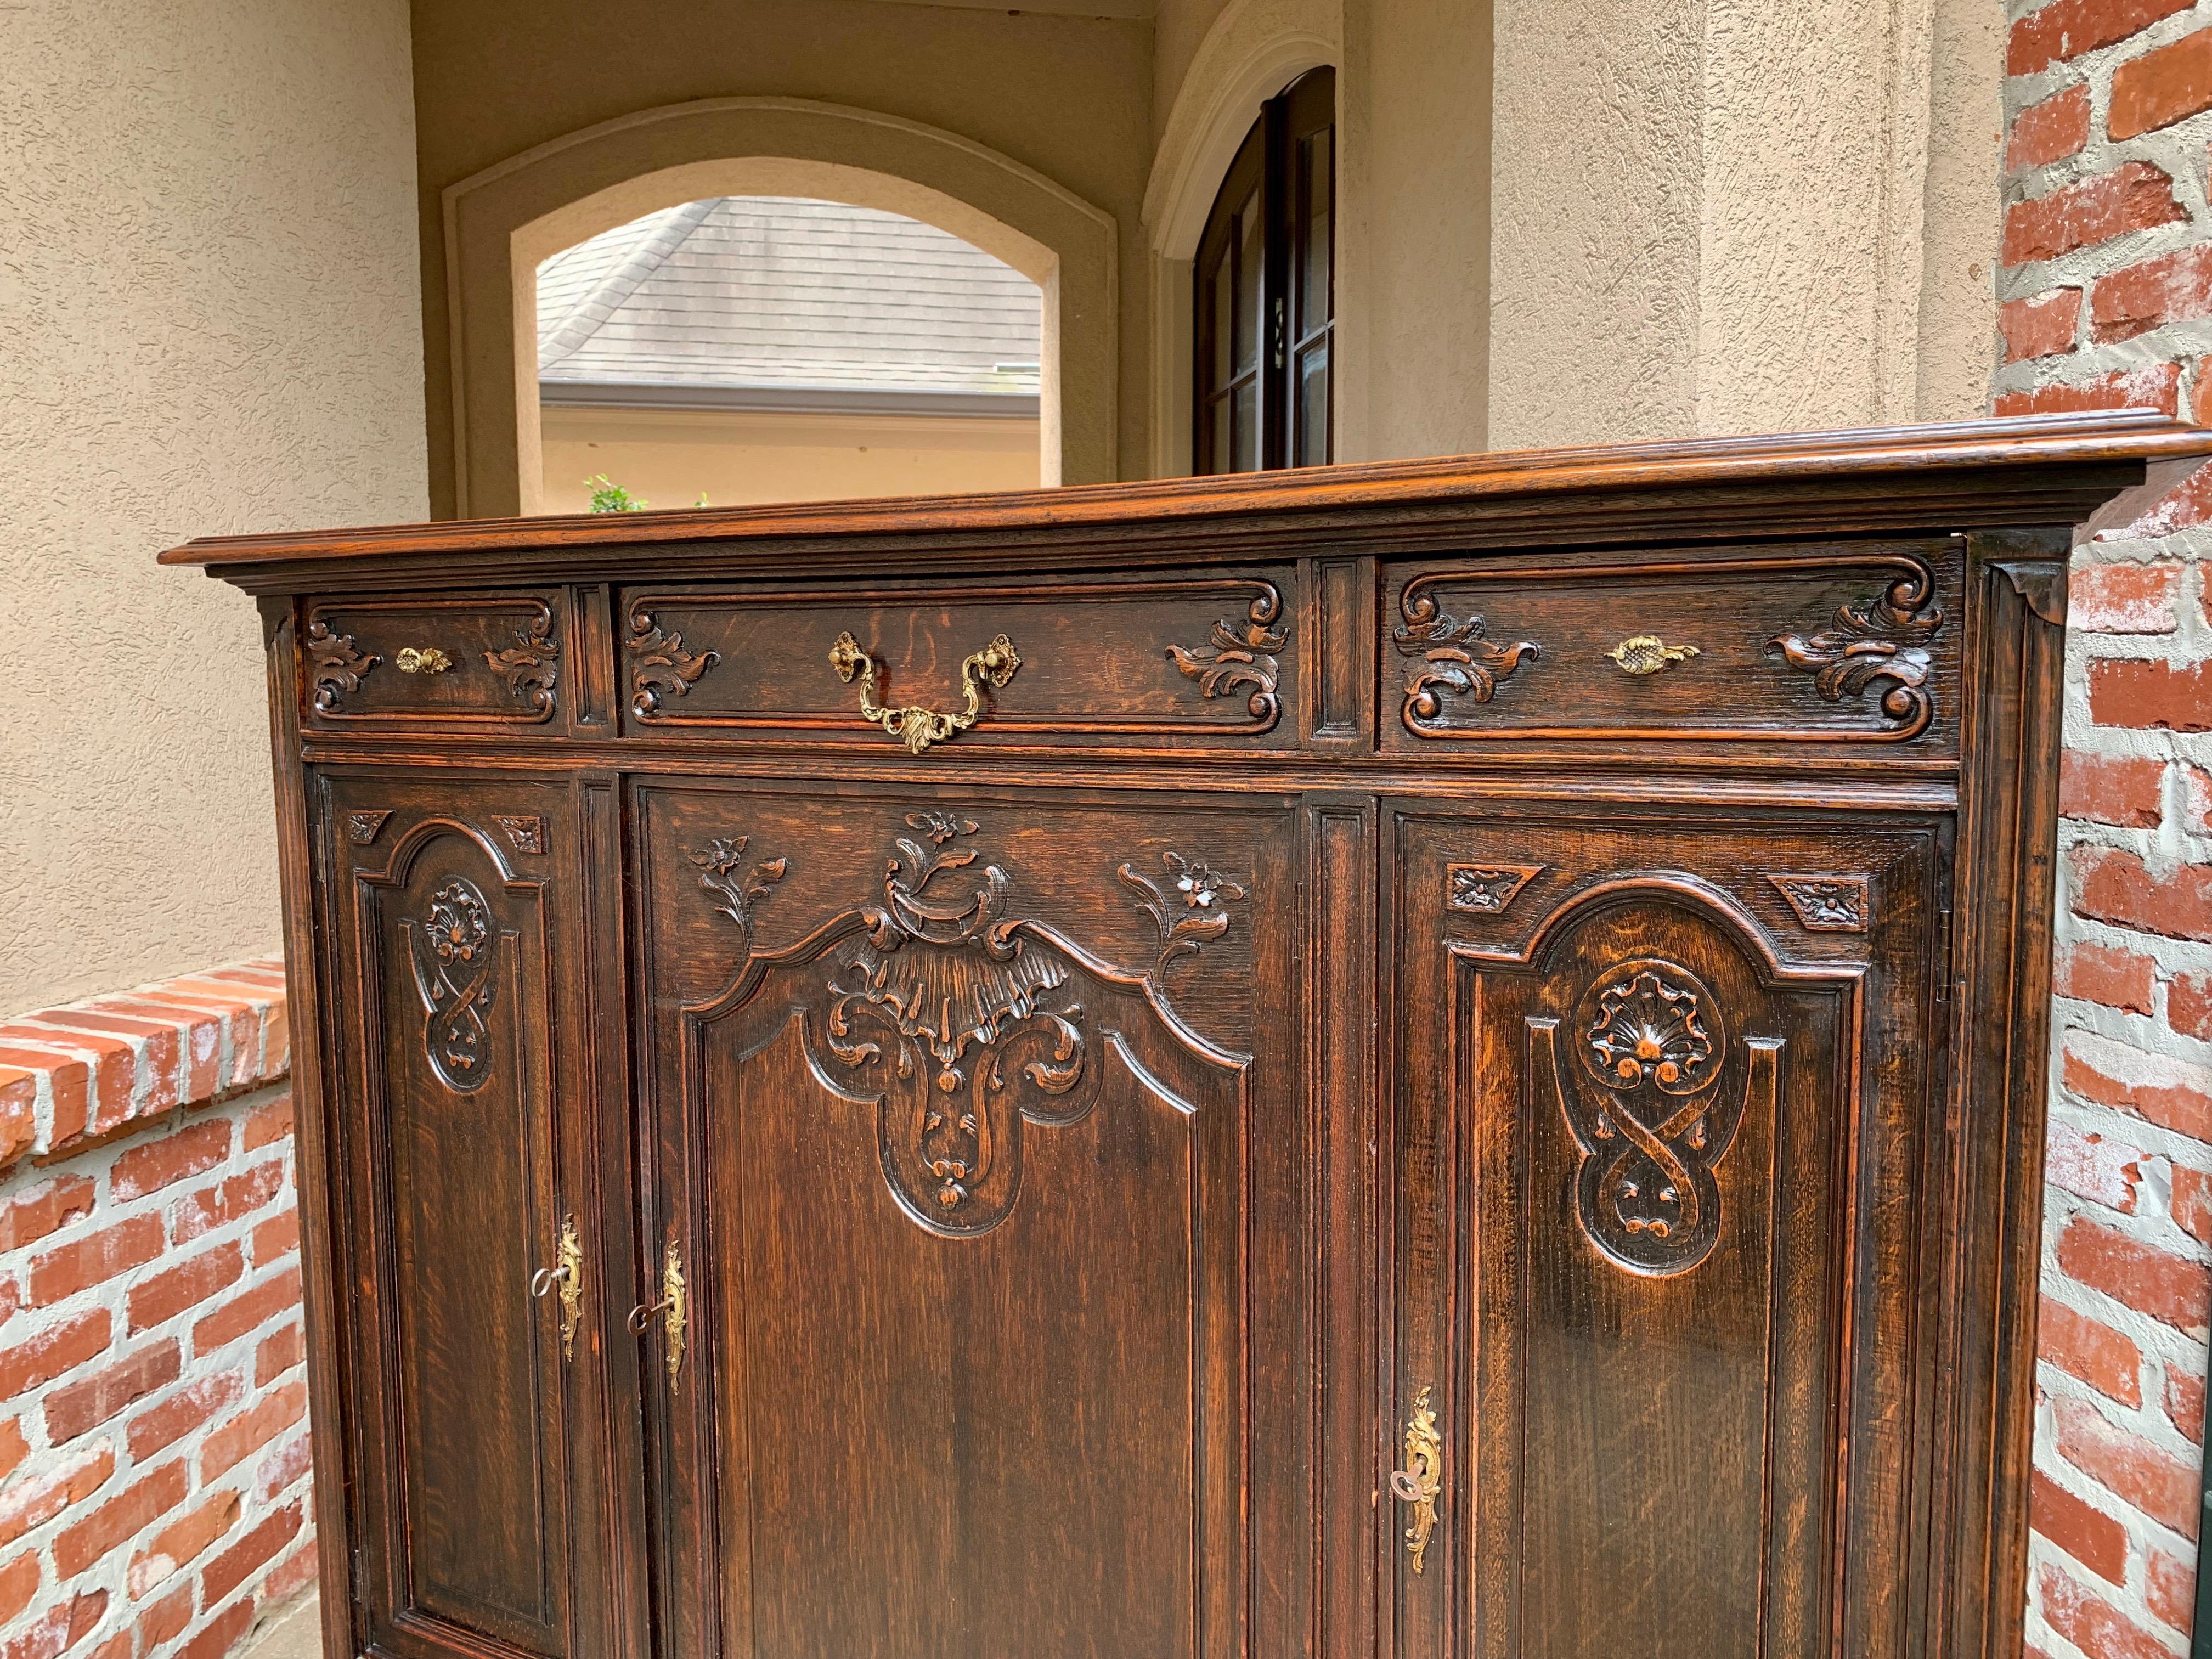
[535,196,1042,400]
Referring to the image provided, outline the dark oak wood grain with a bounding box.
[180,412,2203,1659]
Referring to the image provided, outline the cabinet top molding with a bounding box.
[162,411,2210,590]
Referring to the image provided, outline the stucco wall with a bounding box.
[0,0,427,1015]
[409,0,1152,512]
[1487,0,2000,447]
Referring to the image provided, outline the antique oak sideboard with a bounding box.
[165,411,2204,1659]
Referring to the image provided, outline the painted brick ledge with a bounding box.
[0,960,290,1172]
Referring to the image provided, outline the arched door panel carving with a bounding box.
[1390,805,1944,1659]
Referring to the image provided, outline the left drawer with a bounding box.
[303,593,563,726]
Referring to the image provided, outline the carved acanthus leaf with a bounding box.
[628,615,718,715]
[1167,588,1288,724]
[484,616,558,712]
[1768,571,1944,735]
[307,620,377,713]
[1392,594,1539,727]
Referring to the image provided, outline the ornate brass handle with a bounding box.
[396,646,453,674]
[1390,1385,1441,1575]
[1605,635,1700,676]
[529,1216,584,1362]
[627,1238,687,1394]
[828,630,1020,755]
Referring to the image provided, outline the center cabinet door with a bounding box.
[633,782,1314,1659]
[1388,802,1946,1659]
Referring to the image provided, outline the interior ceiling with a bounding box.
[861,0,1154,16]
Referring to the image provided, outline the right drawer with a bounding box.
[1380,540,1965,754]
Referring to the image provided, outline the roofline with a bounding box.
[538,379,1042,420]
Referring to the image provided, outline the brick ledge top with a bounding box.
[0,957,289,1171]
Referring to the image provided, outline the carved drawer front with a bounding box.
[618,571,1297,749]
[303,593,562,725]
[1381,541,1963,752]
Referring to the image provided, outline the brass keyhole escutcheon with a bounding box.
[1391,1385,1442,1574]
[1606,635,1700,676]
[396,646,453,674]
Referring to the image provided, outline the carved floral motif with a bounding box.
[1767,873,1870,933]
[1119,851,1246,979]
[485,616,559,713]
[1167,587,1288,724]
[628,615,719,715]
[1392,593,1539,729]
[689,836,787,949]
[493,816,546,856]
[307,620,376,714]
[1447,864,1544,915]
[346,810,392,845]
[408,877,500,1093]
[1551,960,1747,1276]
[1768,569,1944,736]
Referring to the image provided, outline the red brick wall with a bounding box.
[0,960,311,1658]
[2003,2,2212,1653]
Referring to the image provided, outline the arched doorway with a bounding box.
[438,97,1118,517]
[534,195,1044,511]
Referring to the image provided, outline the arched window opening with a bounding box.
[534,195,1043,511]
[1193,67,1335,475]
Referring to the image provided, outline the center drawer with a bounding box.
[619,572,1300,750]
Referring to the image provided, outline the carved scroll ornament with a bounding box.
[1167,585,1288,725]
[307,620,376,713]
[486,614,559,713]
[628,613,718,715]
[1393,592,1539,731]
[1538,959,1778,1277]
[408,877,500,1093]
[1768,567,1944,737]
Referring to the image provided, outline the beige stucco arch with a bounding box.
[1142,0,1338,477]
[441,96,1119,516]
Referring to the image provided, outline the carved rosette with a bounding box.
[346,810,392,846]
[1551,960,1751,1276]
[812,815,1099,1238]
[628,612,719,715]
[1166,586,1288,725]
[1768,567,1944,737]
[306,620,376,714]
[1392,592,1539,731]
[1118,851,1246,980]
[408,877,500,1093]
[485,613,559,713]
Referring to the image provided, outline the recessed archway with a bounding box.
[441,96,1118,516]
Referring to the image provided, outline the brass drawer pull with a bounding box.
[627,1238,687,1394]
[529,1216,584,1361]
[1390,1385,1442,1574]
[828,630,1020,755]
[1606,635,1700,676]
[396,646,453,674]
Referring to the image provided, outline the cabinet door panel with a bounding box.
[1390,806,1943,1659]
[324,781,591,1659]
[635,783,1310,1659]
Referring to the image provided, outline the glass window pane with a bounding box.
[1210,255,1233,390]
[1209,395,1232,476]
[1235,189,1262,379]
[1233,381,1259,473]
[1296,341,1330,468]
[1300,130,1333,340]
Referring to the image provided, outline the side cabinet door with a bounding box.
[631,783,1313,1659]
[322,778,604,1659]
[1389,804,1944,1659]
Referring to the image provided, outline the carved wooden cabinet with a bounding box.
[165,411,2204,1659]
